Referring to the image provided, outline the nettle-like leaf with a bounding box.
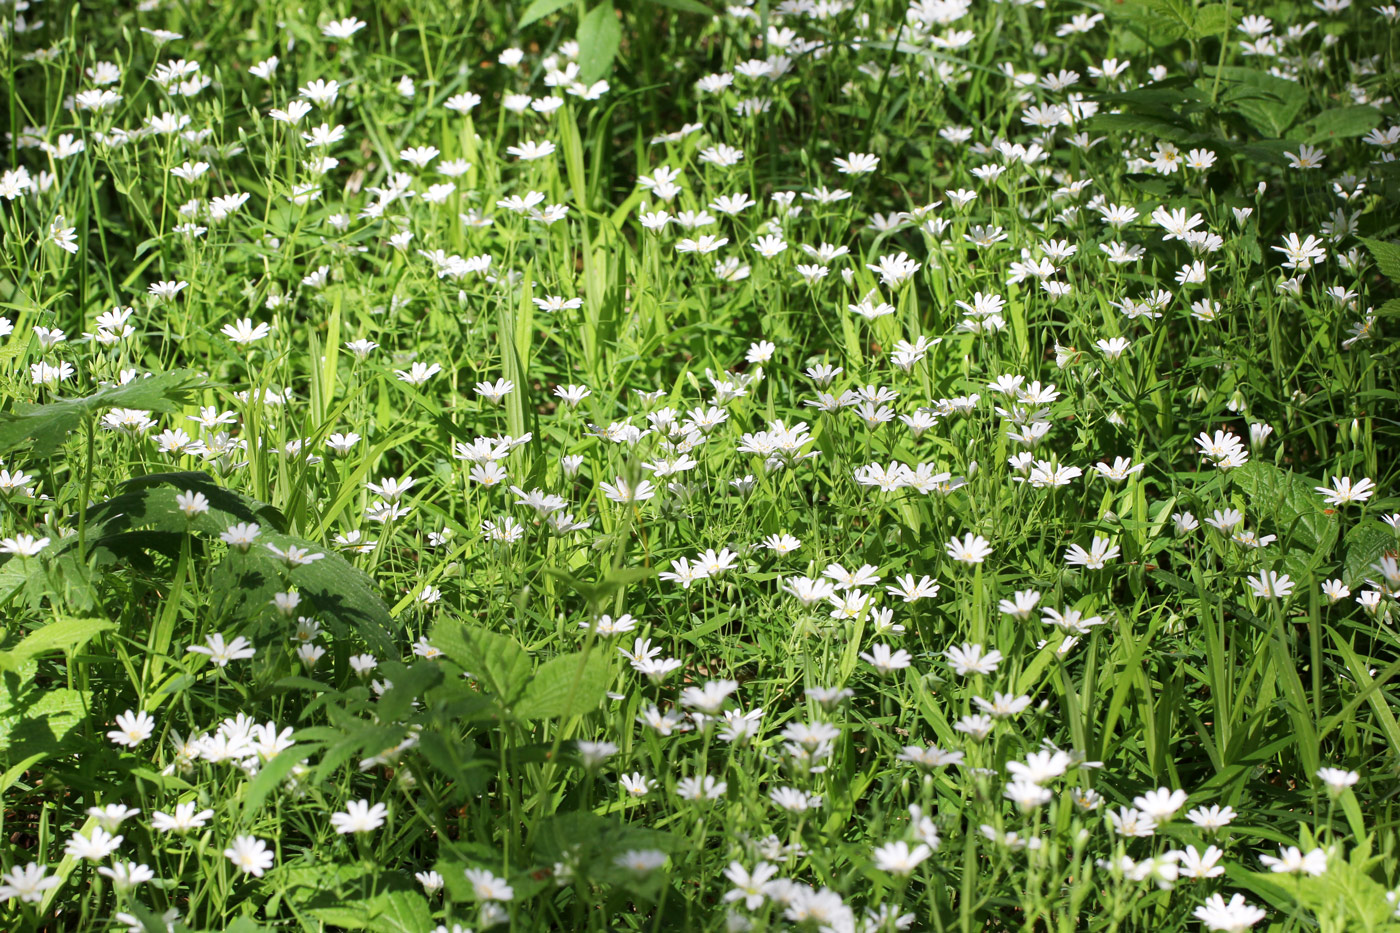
[1112,0,1233,44]
[0,370,203,458]
[516,649,612,720]
[430,619,532,707]
[1207,65,1309,138]
[1230,462,1338,566]
[63,471,395,653]
[1344,522,1398,590]
[1300,106,1383,145]
[428,620,612,720]
[1359,237,1400,285]
[0,658,87,763]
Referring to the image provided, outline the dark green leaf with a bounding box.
[1189,3,1232,37]
[1343,521,1396,589]
[0,616,114,671]
[1359,237,1400,284]
[645,0,713,14]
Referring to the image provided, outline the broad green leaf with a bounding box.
[430,621,532,706]
[516,649,611,720]
[0,370,202,458]
[1189,3,1231,36]
[365,890,434,933]
[0,679,86,761]
[82,470,286,537]
[1301,105,1382,145]
[1230,461,1337,563]
[645,0,714,14]
[376,661,444,721]
[1207,66,1308,136]
[578,2,622,84]
[69,472,395,654]
[519,0,573,27]
[1112,0,1195,43]
[0,616,114,671]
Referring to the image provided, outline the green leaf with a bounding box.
[1359,237,1400,284]
[365,890,434,933]
[1207,66,1309,136]
[1112,0,1194,43]
[69,472,395,654]
[516,649,611,720]
[430,621,532,706]
[519,0,573,27]
[1189,3,1232,36]
[1301,105,1382,145]
[578,2,622,84]
[1343,521,1396,589]
[241,746,310,818]
[0,616,114,671]
[1229,462,1337,564]
[0,675,86,763]
[82,470,286,537]
[376,661,444,721]
[644,0,714,14]
[0,370,202,459]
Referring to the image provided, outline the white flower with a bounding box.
[872,841,931,875]
[0,863,61,903]
[464,867,514,901]
[1260,846,1328,876]
[107,709,155,748]
[331,800,388,834]
[1315,475,1376,506]
[224,835,274,876]
[945,533,992,564]
[188,633,257,667]
[1194,893,1266,932]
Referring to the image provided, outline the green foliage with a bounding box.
[0,370,202,458]
[516,648,611,720]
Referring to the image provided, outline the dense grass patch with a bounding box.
[1,0,1399,930]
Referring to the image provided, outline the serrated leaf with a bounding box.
[1207,66,1308,136]
[1113,0,1193,43]
[516,649,611,720]
[0,681,86,762]
[66,472,395,654]
[1343,522,1397,589]
[1359,237,1400,284]
[429,621,532,706]
[578,2,622,84]
[1189,3,1231,37]
[376,661,444,721]
[0,370,202,459]
[1230,462,1338,563]
[82,470,286,538]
